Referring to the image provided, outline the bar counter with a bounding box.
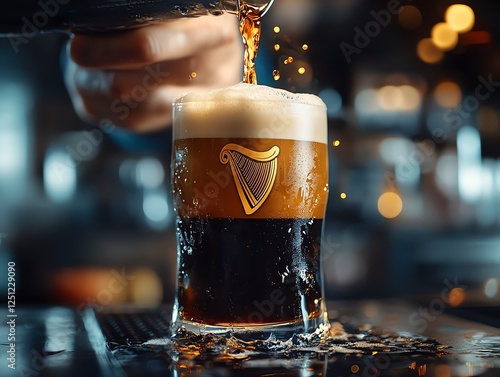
[1,301,499,376]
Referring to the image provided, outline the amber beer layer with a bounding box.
[171,83,328,332]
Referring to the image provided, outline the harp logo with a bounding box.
[220,144,280,215]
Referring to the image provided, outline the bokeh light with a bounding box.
[484,278,499,298]
[399,85,421,111]
[449,287,466,307]
[434,81,462,108]
[378,85,403,111]
[378,192,403,219]
[445,4,475,33]
[431,22,458,51]
[417,38,444,64]
[319,88,343,116]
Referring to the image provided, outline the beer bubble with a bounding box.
[273,26,280,33]
[182,274,190,288]
[273,70,281,80]
[302,44,309,51]
[340,193,347,199]
[298,67,306,75]
[274,43,280,51]
[333,140,341,147]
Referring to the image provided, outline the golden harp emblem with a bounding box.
[220,144,280,215]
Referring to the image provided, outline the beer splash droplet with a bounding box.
[298,67,306,75]
[273,70,280,80]
[333,140,341,147]
[340,192,347,199]
[274,26,280,33]
[274,43,280,51]
[283,56,294,65]
[302,44,309,51]
[189,72,197,80]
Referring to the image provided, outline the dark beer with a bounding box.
[171,83,328,332]
[175,217,324,325]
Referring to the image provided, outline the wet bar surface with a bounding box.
[1,301,499,376]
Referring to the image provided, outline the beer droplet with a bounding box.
[302,44,309,51]
[284,56,294,65]
[274,26,280,33]
[274,43,280,51]
[298,67,306,74]
[340,192,347,199]
[273,70,281,80]
[189,72,197,80]
[333,140,341,147]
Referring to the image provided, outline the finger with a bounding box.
[70,13,240,69]
[69,41,242,100]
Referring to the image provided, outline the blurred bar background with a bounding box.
[0,0,499,309]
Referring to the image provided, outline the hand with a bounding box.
[65,14,243,132]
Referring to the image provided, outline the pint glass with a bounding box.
[171,83,329,337]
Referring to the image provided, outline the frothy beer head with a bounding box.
[172,83,329,219]
[173,83,327,142]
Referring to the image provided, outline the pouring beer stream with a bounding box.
[238,0,274,84]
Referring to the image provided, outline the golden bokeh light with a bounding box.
[378,85,403,111]
[434,81,462,108]
[398,5,422,30]
[399,85,422,111]
[416,38,444,64]
[449,287,466,307]
[431,22,458,51]
[378,192,403,219]
[445,4,475,33]
[351,365,360,373]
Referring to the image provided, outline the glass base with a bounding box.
[171,311,329,341]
